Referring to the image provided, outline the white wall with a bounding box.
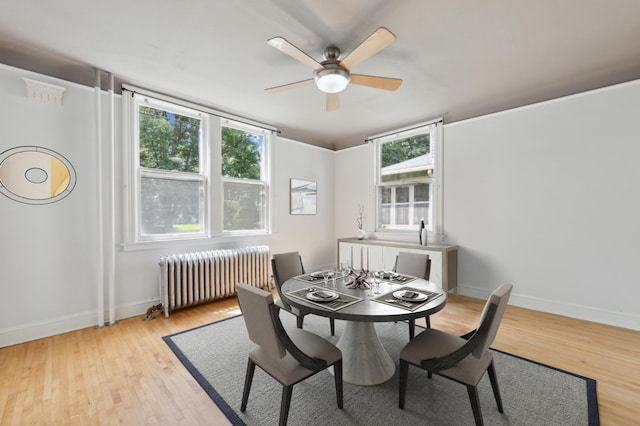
[0,64,337,347]
[334,144,371,241]
[444,80,640,329]
[334,80,640,330]
[0,65,101,344]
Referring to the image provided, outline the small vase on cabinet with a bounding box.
[355,229,366,240]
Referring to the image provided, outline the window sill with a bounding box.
[120,232,274,252]
[368,230,446,244]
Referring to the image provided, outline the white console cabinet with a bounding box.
[337,238,458,293]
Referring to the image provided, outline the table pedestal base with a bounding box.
[336,321,395,385]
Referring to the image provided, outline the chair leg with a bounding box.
[399,360,409,409]
[296,314,304,329]
[280,384,294,426]
[487,361,504,413]
[408,319,415,340]
[333,360,343,409]
[466,385,484,426]
[330,318,335,336]
[240,359,256,412]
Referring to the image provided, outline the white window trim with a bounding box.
[121,84,274,249]
[368,119,444,241]
[220,119,271,236]
[133,95,209,242]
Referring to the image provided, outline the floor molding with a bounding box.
[0,298,159,348]
[459,285,639,331]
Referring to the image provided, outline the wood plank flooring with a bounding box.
[1,294,638,425]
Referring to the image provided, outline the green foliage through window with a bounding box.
[222,127,266,232]
[139,106,201,173]
[380,134,429,168]
[131,93,270,241]
[222,127,262,179]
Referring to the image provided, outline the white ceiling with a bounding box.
[1,0,639,150]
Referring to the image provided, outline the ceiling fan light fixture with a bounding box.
[314,67,350,93]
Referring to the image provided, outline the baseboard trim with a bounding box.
[0,298,160,348]
[4,288,638,347]
[459,285,640,331]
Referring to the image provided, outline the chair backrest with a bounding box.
[272,252,305,289]
[236,282,286,359]
[472,283,513,358]
[394,252,431,280]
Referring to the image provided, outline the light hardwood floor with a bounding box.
[1,294,638,425]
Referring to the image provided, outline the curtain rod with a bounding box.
[365,118,443,142]
[122,86,280,134]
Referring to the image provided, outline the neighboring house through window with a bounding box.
[371,120,443,236]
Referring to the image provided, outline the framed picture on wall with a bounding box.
[290,178,317,215]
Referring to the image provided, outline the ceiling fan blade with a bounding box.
[339,27,396,70]
[265,79,314,93]
[267,37,323,69]
[350,74,403,91]
[326,93,339,112]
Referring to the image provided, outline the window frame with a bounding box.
[370,120,444,239]
[133,96,209,242]
[122,85,274,247]
[220,120,270,236]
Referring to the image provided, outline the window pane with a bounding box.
[140,176,202,235]
[374,123,439,233]
[414,183,429,202]
[380,134,431,183]
[413,183,430,225]
[139,106,201,173]
[224,181,266,231]
[396,186,409,203]
[378,187,391,227]
[380,186,391,204]
[222,127,263,179]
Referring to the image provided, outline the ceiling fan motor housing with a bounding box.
[312,45,350,93]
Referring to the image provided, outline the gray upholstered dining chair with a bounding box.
[398,283,513,426]
[394,251,432,338]
[236,283,343,426]
[272,251,335,335]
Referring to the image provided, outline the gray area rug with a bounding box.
[164,314,599,425]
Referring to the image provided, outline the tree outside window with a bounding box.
[375,126,436,232]
[222,127,267,232]
[138,105,204,236]
[131,92,271,242]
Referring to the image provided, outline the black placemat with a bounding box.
[286,286,363,311]
[372,287,443,311]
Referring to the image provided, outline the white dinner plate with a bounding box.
[393,290,428,302]
[306,290,339,302]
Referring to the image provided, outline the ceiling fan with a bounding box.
[265,27,403,112]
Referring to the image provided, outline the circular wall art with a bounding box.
[0,146,77,205]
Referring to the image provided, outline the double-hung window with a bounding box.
[372,121,443,236]
[136,97,207,240]
[124,87,272,244]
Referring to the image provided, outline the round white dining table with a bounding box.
[281,274,447,385]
